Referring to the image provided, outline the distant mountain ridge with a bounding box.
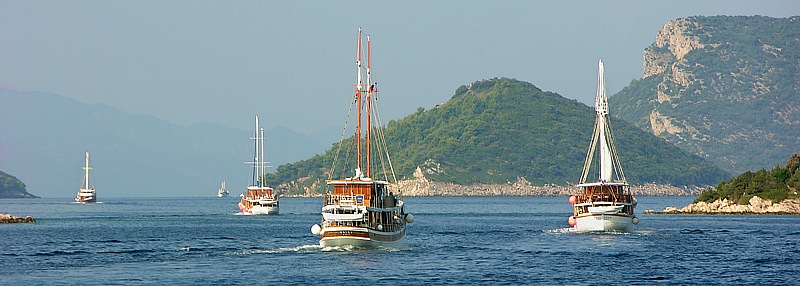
[610,15,800,174]
[0,89,331,197]
[267,78,730,195]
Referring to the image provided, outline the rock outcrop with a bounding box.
[648,196,800,215]
[0,213,36,223]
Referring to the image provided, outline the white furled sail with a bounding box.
[580,59,625,184]
[596,61,613,182]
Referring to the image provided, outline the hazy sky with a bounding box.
[1,1,797,135]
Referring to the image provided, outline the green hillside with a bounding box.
[610,16,800,174]
[267,78,730,195]
[695,153,800,204]
[0,171,37,198]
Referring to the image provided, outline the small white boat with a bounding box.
[75,151,96,203]
[311,29,413,247]
[568,60,638,232]
[217,181,229,198]
[237,116,279,215]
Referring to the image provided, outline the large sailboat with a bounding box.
[311,28,413,247]
[238,116,279,215]
[75,151,96,203]
[569,60,638,232]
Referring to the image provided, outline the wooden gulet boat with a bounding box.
[238,116,279,215]
[569,60,638,232]
[75,151,96,203]
[311,28,414,247]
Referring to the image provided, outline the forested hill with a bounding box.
[695,153,800,204]
[267,78,730,195]
[0,171,38,198]
[610,16,800,175]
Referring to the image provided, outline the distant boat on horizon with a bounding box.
[217,181,229,198]
[569,60,638,232]
[311,29,413,247]
[238,116,279,215]
[75,151,97,203]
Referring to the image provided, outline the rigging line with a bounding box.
[371,100,390,183]
[371,96,399,191]
[329,93,357,181]
[580,115,601,183]
[604,114,626,181]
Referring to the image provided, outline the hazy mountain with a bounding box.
[610,16,800,174]
[266,78,731,195]
[0,89,330,197]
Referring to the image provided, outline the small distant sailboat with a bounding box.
[238,116,279,215]
[569,60,638,232]
[217,181,229,198]
[75,151,96,203]
[311,28,413,247]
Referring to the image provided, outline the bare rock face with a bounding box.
[614,16,800,175]
[660,196,800,214]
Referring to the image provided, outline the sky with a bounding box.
[1,1,798,136]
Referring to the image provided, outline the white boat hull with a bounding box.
[319,226,405,248]
[575,213,634,232]
[238,202,279,215]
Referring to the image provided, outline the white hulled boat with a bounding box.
[217,181,229,198]
[311,28,413,247]
[238,116,279,215]
[569,60,638,232]
[75,151,96,203]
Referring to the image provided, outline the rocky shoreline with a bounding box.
[397,167,704,197]
[644,196,800,215]
[0,213,36,224]
[282,167,706,197]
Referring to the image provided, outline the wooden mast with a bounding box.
[366,34,372,178]
[356,28,363,176]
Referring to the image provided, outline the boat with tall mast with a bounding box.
[569,60,638,232]
[75,151,96,203]
[238,116,279,215]
[311,28,413,247]
[217,181,229,198]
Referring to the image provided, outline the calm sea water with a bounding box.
[1,196,798,285]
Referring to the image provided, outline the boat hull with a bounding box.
[319,226,405,248]
[75,197,96,203]
[238,202,279,215]
[575,213,634,232]
[75,189,96,203]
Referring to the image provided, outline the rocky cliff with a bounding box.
[611,16,800,174]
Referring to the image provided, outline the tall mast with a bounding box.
[253,116,261,186]
[83,151,91,189]
[355,28,363,175]
[365,34,372,178]
[596,60,613,181]
[259,125,265,187]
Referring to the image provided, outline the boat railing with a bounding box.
[575,193,634,205]
[325,194,361,207]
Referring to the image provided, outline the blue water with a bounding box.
[1,196,798,285]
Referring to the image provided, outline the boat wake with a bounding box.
[234,243,409,256]
[543,227,575,234]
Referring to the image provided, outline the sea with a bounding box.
[1,196,797,285]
